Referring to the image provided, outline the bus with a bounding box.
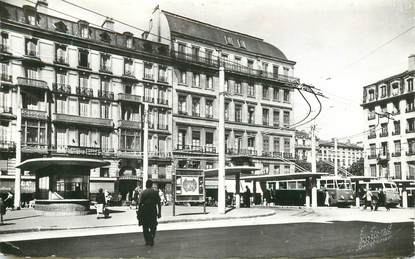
[317,176,354,207]
[366,180,400,208]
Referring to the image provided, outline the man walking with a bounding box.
[138,180,161,246]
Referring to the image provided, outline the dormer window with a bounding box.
[408,78,414,92]
[368,89,375,101]
[237,39,247,49]
[391,82,399,96]
[54,21,68,33]
[23,5,37,25]
[100,31,111,43]
[380,85,387,98]
[224,36,234,45]
[78,21,90,39]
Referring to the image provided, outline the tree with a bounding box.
[347,158,364,176]
[295,160,311,172]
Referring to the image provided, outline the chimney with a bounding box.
[408,54,415,71]
[102,17,114,31]
[36,0,48,15]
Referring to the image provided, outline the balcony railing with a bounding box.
[171,50,218,67]
[52,83,71,94]
[143,72,154,81]
[52,113,113,128]
[157,124,168,131]
[98,90,114,100]
[377,153,390,161]
[406,150,415,156]
[175,144,217,153]
[78,62,90,69]
[26,49,38,57]
[143,96,154,103]
[392,130,400,136]
[368,134,377,139]
[157,98,169,106]
[178,110,188,116]
[21,108,47,120]
[17,77,48,90]
[379,131,388,138]
[406,128,415,134]
[123,70,135,78]
[21,143,48,153]
[148,151,173,158]
[99,65,112,74]
[64,145,102,157]
[118,148,142,159]
[262,151,272,157]
[118,120,142,129]
[118,93,141,103]
[0,74,12,82]
[283,152,293,159]
[193,112,201,117]
[368,154,377,159]
[158,74,168,83]
[76,87,94,97]
[226,148,257,156]
[206,113,214,119]
[391,152,401,157]
[0,44,9,53]
[0,140,15,150]
[54,56,68,65]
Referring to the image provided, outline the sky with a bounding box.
[7,0,415,143]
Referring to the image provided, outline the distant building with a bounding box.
[294,131,364,168]
[361,55,415,180]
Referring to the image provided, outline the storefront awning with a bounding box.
[204,166,261,178]
[15,157,110,171]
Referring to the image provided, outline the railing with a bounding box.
[17,77,48,90]
[262,151,272,157]
[379,131,388,138]
[283,152,293,159]
[406,150,415,156]
[21,143,48,153]
[148,151,173,158]
[123,70,135,78]
[0,74,12,82]
[143,72,154,81]
[55,56,68,65]
[368,154,377,159]
[21,108,47,120]
[118,93,141,103]
[171,50,218,67]
[157,98,169,105]
[0,44,8,53]
[226,148,257,156]
[178,110,188,116]
[206,113,214,119]
[391,152,401,157]
[406,128,415,134]
[368,134,377,139]
[158,74,168,83]
[76,87,94,97]
[118,120,142,129]
[26,49,38,57]
[0,106,13,114]
[377,153,390,160]
[52,113,113,128]
[193,112,201,117]
[78,62,90,69]
[392,130,400,136]
[99,65,112,74]
[175,144,217,153]
[52,83,71,94]
[143,96,154,103]
[98,90,114,100]
[157,124,168,130]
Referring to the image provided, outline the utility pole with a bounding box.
[310,124,317,208]
[217,66,226,214]
[334,138,338,176]
[14,85,21,209]
[143,102,149,186]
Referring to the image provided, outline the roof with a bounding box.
[16,158,110,171]
[318,140,363,150]
[162,10,292,63]
[363,70,415,89]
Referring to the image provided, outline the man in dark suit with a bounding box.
[138,180,161,246]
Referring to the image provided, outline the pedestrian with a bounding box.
[4,192,13,209]
[362,188,373,211]
[104,189,111,205]
[132,185,141,209]
[96,188,108,219]
[264,188,271,206]
[376,188,386,211]
[243,186,251,208]
[324,188,330,207]
[158,188,166,206]
[0,197,6,224]
[138,179,161,246]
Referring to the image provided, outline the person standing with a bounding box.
[4,192,13,209]
[362,188,373,211]
[138,180,161,246]
[0,197,6,224]
[96,188,107,219]
[243,186,251,208]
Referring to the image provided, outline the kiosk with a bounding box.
[16,157,110,216]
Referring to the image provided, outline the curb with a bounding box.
[0,210,276,235]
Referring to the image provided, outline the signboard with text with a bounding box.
[174,169,205,203]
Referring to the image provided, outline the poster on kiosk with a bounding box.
[173,169,205,215]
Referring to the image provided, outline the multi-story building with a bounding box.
[362,55,415,180]
[295,131,363,168]
[146,8,298,176]
[0,1,174,202]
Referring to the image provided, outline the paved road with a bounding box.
[1,221,413,258]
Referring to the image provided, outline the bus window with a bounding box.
[369,183,382,191]
[337,180,351,189]
[297,181,305,190]
[326,180,335,189]
[383,183,396,189]
[279,182,287,190]
[288,181,296,190]
[320,180,326,188]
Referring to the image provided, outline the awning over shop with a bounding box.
[15,157,110,171]
[204,166,260,178]
[241,172,328,182]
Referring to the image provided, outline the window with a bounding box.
[262,108,269,125]
[394,163,401,179]
[238,39,247,49]
[370,165,376,177]
[177,129,186,148]
[273,88,279,101]
[192,73,200,88]
[247,60,254,70]
[368,89,375,101]
[409,138,415,154]
[273,137,280,153]
[392,102,400,114]
[380,85,387,97]
[144,63,153,80]
[158,66,167,83]
[284,138,290,153]
[235,81,242,95]
[179,70,187,84]
[263,62,268,73]
[262,85,269,99]
[406,98,414,112]
[56,98,66,114]
[283,111,290,126]
[263,136,269,153]
[25,67,37,79]
[21,120,46,144]
[206,100,213,118]
[248,106,255,124]
[248,137,255,150]
[380,123,388,136]
[206,75,213,89]
[225,103,229,121]
[120,129,140,151]
[80,24,89,38]
[25,38,37,56]
[0,33,8,52]
[247,83,255,97]
[369,144,376,157]
[192,98,200,117]
[394,140,401,154]
[101,104,110,119]
[274,165,280,174]
[205,49,213,65]
[79,101,88,117]
[124,59,133,76]
[393,121,400,134]
[283,90,290,102]
[273,110,280,127]
[79,74,88,88]
[206,132,214,147]
[273,65,279,78]
[408,78,414,92]
[284,165,290,174]
[178,43,186,58]
[192,131,201,147]
[224,80,229,93]
[55,45,67,64]
[100,54,111,73]
[283,67,289,76]
[224,36,233,45]
[178,95,187,115]
[191,46,199,61]
[79,49,89,68]
[235,105,242,122]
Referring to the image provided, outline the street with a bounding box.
[1,220,412,258]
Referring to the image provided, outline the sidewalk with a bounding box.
[0,205,275,235]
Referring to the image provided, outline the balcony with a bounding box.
[0,44,9,53]
[0,74,12,83]
[99,65,112,74]
[368,133,377,139]
[76,87,94,97]
[392,130,400,136]
[143,72,154,81]
[368,154,377,159]
[122,70,136,80]
[391,152,401,157]
[406,150,415,156]
[193,112,201,118]
[118,120,142,129]
[64,145,102,157]
[0,140,15,151]
[54,56,68,66]
[226,148,257,156]
[262,151,272,157]
[157,98,169,106]
[283,152,294,159]
[178,110,188,116]
[406,128,415,134]
[175,144,217,154]
[25,49,38,58]
[21,109,47,120]
[158,74,168,84]
[148,151,173,159]
[406,106,415,113]
[262,120,269,126]
[171,50,218,67]
[377,153,390,162]
[379,131,388,138]
[98,90,114,100]
[118,148,142,159]
[143,96,154,103]
[52,113,113,128]
[157,124,168,131]
[21,143,48,154]
[206,113,214,119]
[0,106,16,120]
[77,62,91,70]
[52,83,71,94]
[17,77,48,90]
[117,93,142,103]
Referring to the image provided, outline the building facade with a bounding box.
[362,55,415,180]
[146,8,298,177]
[0,1,299,203]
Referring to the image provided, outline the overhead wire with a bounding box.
[288,87,312,127]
